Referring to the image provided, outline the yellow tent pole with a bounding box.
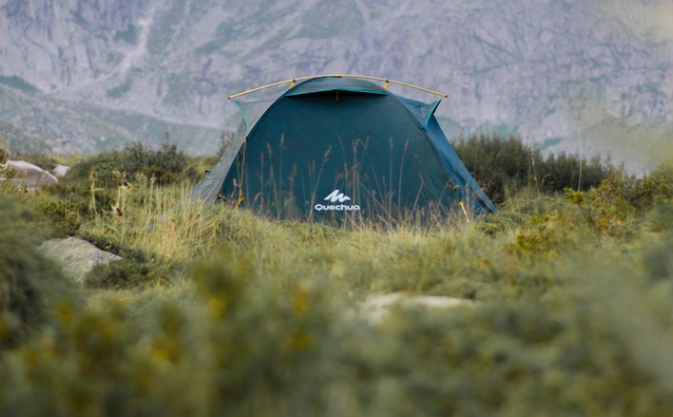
[228,74,448,100]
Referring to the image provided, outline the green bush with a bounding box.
[66,140,190,187]
[3,148,673,416]
[126,141,189,185]
[0,194,70,347]
[85,258,176,289]
[81,234,181,289]
[13,152,58,172]
[0,75,39,94]
[0,145,7,164]
[454,133,621,203]
[33,197,84,236]
[566,160,673,235]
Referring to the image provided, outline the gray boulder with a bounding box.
[39,237,121,283]
[3,160,58,189]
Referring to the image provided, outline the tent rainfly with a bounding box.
[191,75,497,223]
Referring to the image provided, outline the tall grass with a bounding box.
[1,145,673,416]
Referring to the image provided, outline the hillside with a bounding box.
[1,142,673,415]
[1,0,672,170]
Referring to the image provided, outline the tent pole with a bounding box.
[228,74,448,100]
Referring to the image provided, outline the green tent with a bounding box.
[192,75,496,222]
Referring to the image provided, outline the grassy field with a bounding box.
[1,140,673,416]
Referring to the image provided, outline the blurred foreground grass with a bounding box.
[1,146,673,416]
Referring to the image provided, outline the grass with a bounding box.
[1,143,673,415]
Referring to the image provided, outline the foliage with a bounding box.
[454,133,621,203]
[2,150,673,415]
[0,194,70,348]
[85,257,177,290]
[12,152,59,172]
[66,139,191,187]
[566,159,673,235]
[115,24,138,45]
[106,77,133,100]
[0,145,7,164]
[0,76,39,95]
[80,234,180,290]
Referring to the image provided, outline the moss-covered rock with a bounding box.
[39,237,122,283]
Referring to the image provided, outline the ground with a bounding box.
[1,150,673,416]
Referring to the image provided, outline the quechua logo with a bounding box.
[314,190,361,212]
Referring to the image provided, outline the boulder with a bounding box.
[4,160,58,189]
[53,164,71,177]
[39,237,121,283]
[360,293,473,324]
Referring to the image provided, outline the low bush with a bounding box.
[66,140,191,187]
[80,233,182,289]
[85,258,177,290]
[454,133,621,203]
[0,194,70,348]
[2,142,673,416]
[12,152,59,172]
[566,159,673,235]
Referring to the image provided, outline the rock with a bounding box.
[53,164,71,177]
[4,160,58,189]
[39,237,121,283]
[360,293,473,324]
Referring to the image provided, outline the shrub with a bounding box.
[566,160,673,235]
[85,258,177,289]
[66,140,190,187]
[33,197,84,236]
[81,234,181,289]
[13,152,58,172]
[0,194,70,347]
[123,140,188,185]
[0,145,7,164]
[454,133,621,203]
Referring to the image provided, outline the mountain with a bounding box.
[1,0,672,171]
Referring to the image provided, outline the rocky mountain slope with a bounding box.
[1,0,672,170]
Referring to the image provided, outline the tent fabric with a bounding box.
[191,76,497,222]
[233,98,278,135]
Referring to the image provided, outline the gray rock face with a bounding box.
[1,0,672,170]
[0,0,145,91]
[4,160,58,189]
[39,237,121,283]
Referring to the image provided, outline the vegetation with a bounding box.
[12,152,60,172]
[106,77,134,100]
[115,24,138,45]
[1,135,673,416]
[0,76,40,95]
[0,194,72,348]
[66,139,199,187]
[454,133,621,203]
